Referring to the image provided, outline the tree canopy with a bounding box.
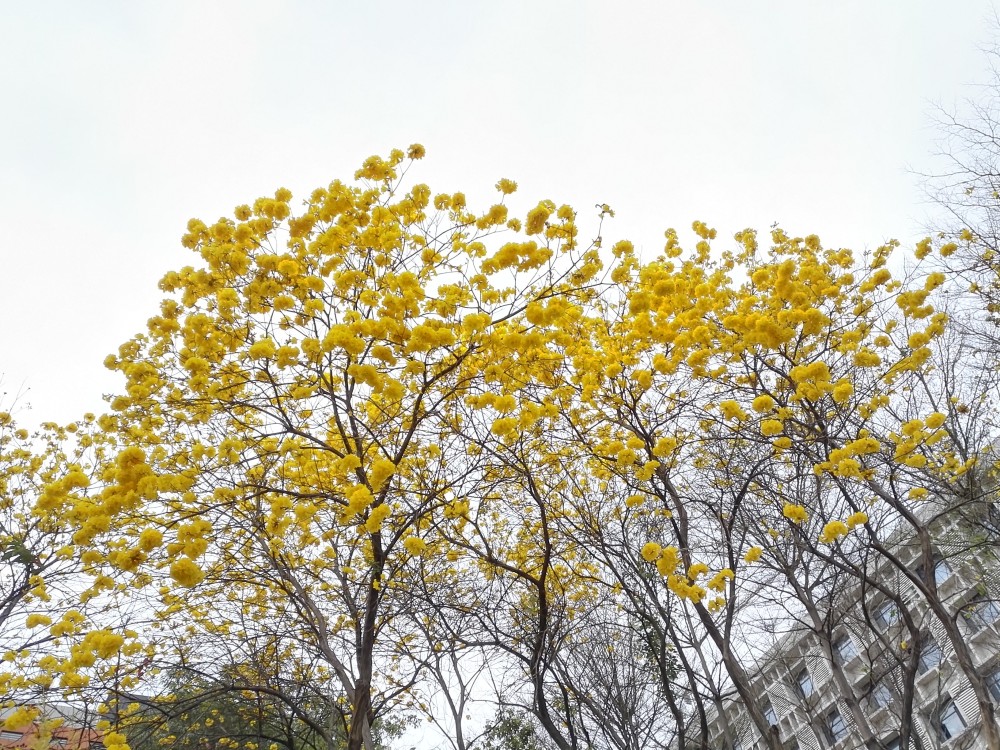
[5,146,1000,750]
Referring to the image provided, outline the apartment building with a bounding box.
[700,507,1000,750]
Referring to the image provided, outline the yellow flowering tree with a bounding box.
[93,148,607,750]
[65,145,1000,749]
[0,409,144,729]
[554,223,1000,748]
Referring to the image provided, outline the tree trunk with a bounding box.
[346,683,372,750]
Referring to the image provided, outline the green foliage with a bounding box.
[119,669,345,750]
[479,711,546,750]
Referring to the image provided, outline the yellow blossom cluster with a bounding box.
[783,504,809,524]
[640,544,732,603]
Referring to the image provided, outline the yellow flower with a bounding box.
[640,542,662,562]
[654,547,680,577]
[832,457,863,478]
[687,562,709,579]
[853,348,881,367]
[365,503,391,533]
[138,528,163,552]
[367,458,396,491]
[914,237,932,260]
[403,536,427,556]
[169,557,205,588]
[819,520,849,544]
[248,338,277,360]
[4,707,38,730]
[845,436,880,455]
[743,546,763,563]
[719,400,748,421]
[491,417,518,437]
[525,202,553,235]
[846,511,868,529]
[924,272,946,290]
[495,178,518,195]
[925,412,947,429]
[831,379,854,405]
[760,419,784,436]
[752,394,775,413]
[625,494,646,508]
[708,568,735,592]
[783,503,809,524]
[652,436,678,457]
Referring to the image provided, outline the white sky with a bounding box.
[2,1,997,428]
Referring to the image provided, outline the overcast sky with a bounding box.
[2,1,997,428]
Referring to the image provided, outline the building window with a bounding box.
[763,700,778,727]
[874,601,900,629]
[884,738,901,750]
[938,700,966,741]
[0,733,24,742]
[988,503,1000,538]
[824,707,848,743]
[988,669,1000,703]
[796,667,814,698]
[936,558,952,585]
[964,595,1000,632]
[832,634,858,665]
[871,681,893,710]
[917,555,952,587]
[918,637,943,674]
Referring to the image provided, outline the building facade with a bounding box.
[703,513,1000,750]
[0,705,104,750]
